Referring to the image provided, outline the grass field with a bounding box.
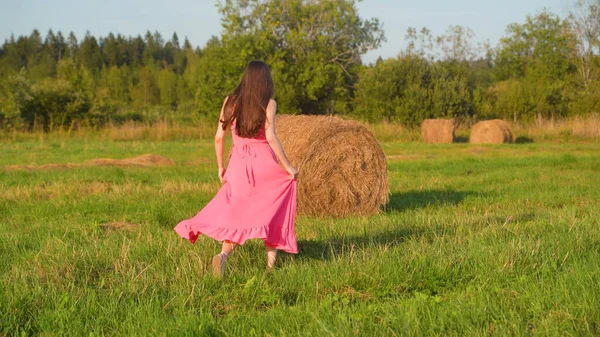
[1,132,599,336]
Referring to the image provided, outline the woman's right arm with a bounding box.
[265,100,298,180]
[215,97,228,183]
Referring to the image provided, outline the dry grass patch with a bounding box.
[159,180,221,195]
[183,157,215,166]
[2,154,175,172]
[85,154,175,167]
[387,154,435,161]
[99,221,140,233]
[102,120,213,142]
[366,122,419,142]
[0,181,111,202]
[571,114,600,139]
[468,147,486,154]
[510,114,600,141]
[0,180,220,202]
[3,163,78,171]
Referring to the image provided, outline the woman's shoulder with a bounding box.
[222,95,231,107]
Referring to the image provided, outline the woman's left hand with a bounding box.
[218,167,227,183]
[286,165,299,180]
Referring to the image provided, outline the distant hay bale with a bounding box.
[276,115,389,217]
[421,119,455,143]
[470,120,513,144]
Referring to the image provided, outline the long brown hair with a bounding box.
[221,60,274,138]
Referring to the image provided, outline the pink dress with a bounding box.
[174,124,298,254]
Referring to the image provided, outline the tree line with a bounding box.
[1,0,599,130]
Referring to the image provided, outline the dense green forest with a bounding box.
[1,0,599,130]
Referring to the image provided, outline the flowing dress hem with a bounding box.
[174,222,298,254]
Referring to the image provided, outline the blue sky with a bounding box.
[0,0,569,63]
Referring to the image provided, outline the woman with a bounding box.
[174,60,299,278]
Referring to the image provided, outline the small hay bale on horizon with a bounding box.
[276,115,389,217]
[421,119,455,144]
[469,119,513,144]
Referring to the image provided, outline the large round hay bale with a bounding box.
[469,119,513,144]
[421,119,455,143]
[276,115,389,217]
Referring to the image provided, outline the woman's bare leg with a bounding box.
[212,241,236,278]
[265,244,277,269]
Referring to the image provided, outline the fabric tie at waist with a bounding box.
[236,143,258,186]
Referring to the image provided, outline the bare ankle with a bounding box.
[266,249,277,269]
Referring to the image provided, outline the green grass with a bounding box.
[1,137,599,336]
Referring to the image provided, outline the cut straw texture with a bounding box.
[276,115,389,217]
[3,154,175,171]
[421,119,455,144]
[470,119,513,144]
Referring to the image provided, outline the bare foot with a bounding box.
[212,253,227,278]
[267,250,277,270]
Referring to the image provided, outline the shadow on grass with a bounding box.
[454,136,469,143]
[385,189,477,212]
[515,136,534,144]
[283,189,476,261]
[294,227,424,261]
